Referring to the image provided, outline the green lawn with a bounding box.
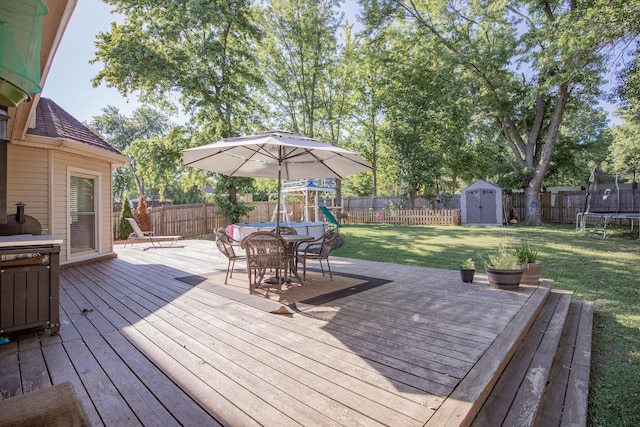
[332,223,640,426]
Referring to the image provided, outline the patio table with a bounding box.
[280,234,314,284]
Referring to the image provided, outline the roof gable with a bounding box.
[462,179,502,192]
[26,97,122,156]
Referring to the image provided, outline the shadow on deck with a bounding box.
[0,240,591,426]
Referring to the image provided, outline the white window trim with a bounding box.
[67,167,102,260]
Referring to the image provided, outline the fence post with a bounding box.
[159,206,165,235]
[202,203,206,234]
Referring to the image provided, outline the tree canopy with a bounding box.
[90,0,637,222]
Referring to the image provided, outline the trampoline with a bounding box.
[576,168,639,238]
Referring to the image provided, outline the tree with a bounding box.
[609,110,640,172]
[135,193,151,232]
[126,125,191,201]
[257,0,342,138]
[362,0,610,223]
[340,30,388,196]
[211,175,254,223]
[92,0,263,214]
[363,21,475,205]
[92,0,261,134]
[88,106,171,200]
[256,0,360,202]
[118,195,134,239]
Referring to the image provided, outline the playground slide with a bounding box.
[320,206,342,228]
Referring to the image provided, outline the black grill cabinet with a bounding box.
[0,236,62,335]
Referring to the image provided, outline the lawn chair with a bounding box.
[297,228,339,280]
[241,231,289,293]
[215,227,246,284]
[124,218,181,249]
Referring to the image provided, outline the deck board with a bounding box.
[426,282,551,426]
[561,300,592,427]
[183,303,432,424]
[0,346,21,398]
[41,341,104,426]
[0,239,552,426]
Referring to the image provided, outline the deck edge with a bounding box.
[425,280,553,427]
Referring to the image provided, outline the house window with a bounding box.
[69,174,97,255]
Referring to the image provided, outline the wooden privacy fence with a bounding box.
[149,204,227,236]
[114,203,459,239]
[116,189,633,239]
[113,204,229,239]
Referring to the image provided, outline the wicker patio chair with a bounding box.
[268,226,298,235]
[241,231,289,293]
[278,226,298,235]
[297,228,339,280]
[215,227,246,284]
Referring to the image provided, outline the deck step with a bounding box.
[472,290,573,427]
[533,299,593,427]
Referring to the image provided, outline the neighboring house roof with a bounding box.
[26,97,122,156]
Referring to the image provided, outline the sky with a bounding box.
[41,0,140,124]
[41,0,620,127]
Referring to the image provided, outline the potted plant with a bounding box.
[460,258,475,283]
[484,243,524,290]
[514,240,542,285]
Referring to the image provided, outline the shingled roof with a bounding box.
[26,97,123,156]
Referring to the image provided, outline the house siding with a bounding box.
[6,144,115,264]
[6,145,50,231]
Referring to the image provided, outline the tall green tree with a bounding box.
[255,0,361,205]
[372,22,474,205]
[88,106,171,200]
[609,109,640,172]
[93,0,262,216]
[594,0,640,120]
[362,0,610,223]
[126,125,193,201]
[93,0,262,135]
[340,30,387,196]
[257,0,342,138]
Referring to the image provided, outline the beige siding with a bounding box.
[52,151,114,262]
[6,144,115,264]
[7,145,50,231]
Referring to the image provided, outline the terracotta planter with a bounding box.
[485,266,524,290]
[460,268,475,283]
[520,261,543,285]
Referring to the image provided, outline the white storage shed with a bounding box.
[461,180,503,226]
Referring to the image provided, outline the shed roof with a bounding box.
[462,179,502,192]
[26,97,122,156]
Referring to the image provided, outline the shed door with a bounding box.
[466,189,497,224]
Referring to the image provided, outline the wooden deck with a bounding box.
[0,239,589,426]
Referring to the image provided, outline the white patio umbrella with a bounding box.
[182,130,372,229]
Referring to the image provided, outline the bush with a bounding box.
[136,194,151,232]
[118,196,134,239]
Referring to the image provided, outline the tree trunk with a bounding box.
[524,185,543,225]
[524,83,569,225]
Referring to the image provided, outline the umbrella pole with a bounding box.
[276,159,282,234]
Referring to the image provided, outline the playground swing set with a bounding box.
[270,178,344,227]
